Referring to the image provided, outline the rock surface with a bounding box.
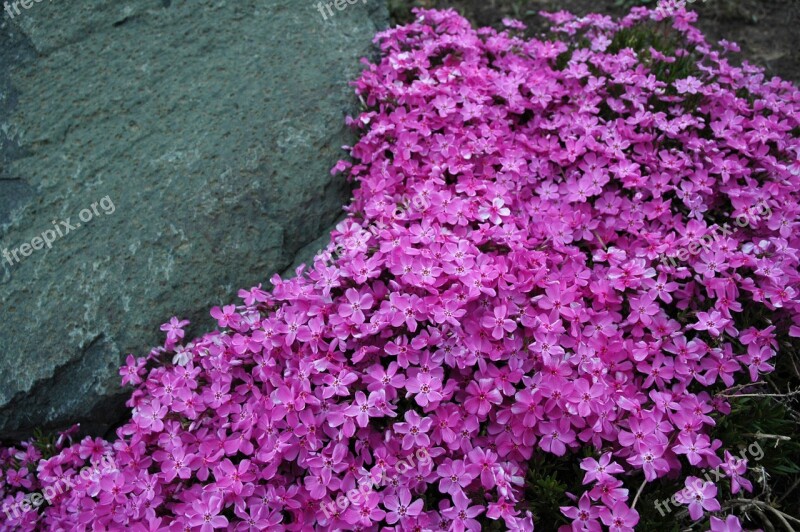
[0,0,386,439]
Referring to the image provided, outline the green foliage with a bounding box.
[30,428,60,461]
[614,0,656,9]
[523,454,576,527]
[388,0,416,25]
[607,21,702,86]
[389,0,437,25]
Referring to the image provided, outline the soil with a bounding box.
[391,0,800,83]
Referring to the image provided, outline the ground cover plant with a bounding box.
[2,3,800,531]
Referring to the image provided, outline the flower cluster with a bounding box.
[2,4,799,531]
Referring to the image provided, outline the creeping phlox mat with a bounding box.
[2,5,800,531]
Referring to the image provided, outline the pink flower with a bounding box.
[481,305,517,339]
[673,433,715,466]
[214,459,255,495]
[383,488,423,524]
[442,491,484,532]
[344,491,386,526]
[627,293,660,326]
[486,497,520,527]
[135,400,167,432]
[432,298,467,327]
[539,419,576,456]
[464,379,503,416]
[365,362,406,398]
[598,501,639,532]
[709,515,743,532]
[580,453,625,484]
[561,493,601,532]
[159,446,195,482]
[405,372,443,407]
[119,354,145,386]
[438,459,476,496]
[478,198,510,224]
[187,494,228,531]
[338,288,374,324]
[394,410,432,450]
[210,304,239,328]
[321,369,358,399]
[160,316,190,346]
[691,310,726,337]
[675,477,721,520]
[675,76,702,94]
[466,448,500,489]
[721,451,752,494]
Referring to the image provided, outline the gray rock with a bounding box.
[281,218,342,278]
[0,17,36,227]
[0,0,386,439]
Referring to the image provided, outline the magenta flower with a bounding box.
[214,459,255,495]
[486,497,520,527]
[644,272,678,303]
[119,354,145,386]
[481,305,517,339]
[210,304,239,328]
[442,491,485,532]
[321,369,358,399]
[438,458,476,496]
[432,298,467,327]
[691,310,726,337]
[135,400,167,432]
[627,293,660,327]
[539,419,576,457]
[338,288,374,324]
[344,491,386,526]
[364,362,405,400]
[598,501,639,532]
[478,198,511,225]
[675,477,721,520]
[383,488,423,524]
[467,447,500,489]
[160,316,190,347]
[158,446,195,482]
[187,494,228,531]
[721,450,752,494]
[97,471,132,505]
[709,515,744,532]
[394,410,432,450]
[628,443,670,481]
[673,433,716,466]
[344,391,373,427]
[560,493,601,532]
[234,506,281,531]
[580,453,625,484]
[569,378,605,417]
[405,372,443,407]
[464,379,503,416]
[280,310,308,346]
